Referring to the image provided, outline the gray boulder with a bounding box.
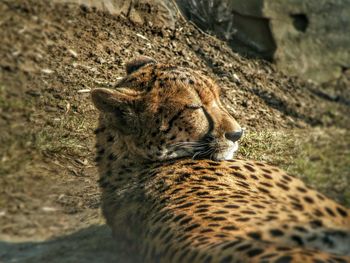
[176,0,350,83]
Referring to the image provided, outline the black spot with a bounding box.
[196,208,209,213]
[262,173,273,179]
[220,255,232,263]
[276,182,289,191]
[211,199,226,203]
[257,187,270,194]
[224,204,239,209]
[252,204,265,209]
[196,204,211,208]
[215,234,228,238]
[241,210,256,215]
[197,191,210,196]
[264,215,278,221]
[291,235,304,245]
[313,209,324,217]
[256,162,265,167]
[274,256,292,263]
[207,161,221,166]
[200,228,214,233]
[184,224,200,232]
[236,217,250,222]
[201,176,218,181]
[325,207,336,217]
[177,172,191,182]
[177,202,194,209]
[222,225,238,231]
[247,248,264,257]
[310,220,323,228]
[261,253,278,259]
[173,213,186,222]
[244,165,255,172]
[247,232,262,240]
[236,244,252,251]
[250,174,259,180]
[212,216,227,221]
[222,239,242,250]
[179,217,192,225]
[236,181,250,189]
[291,203,304,211]
[280,179,289,185]
[235,199,248,204]
[232,172,246,180]
[169,188,182,195]
[317,194,325,200]
[336,207,348,217]
[260,182,273,188]
[229,165,242,171]
[294,226,308,233]
[282,175,292,182]
[270,229,284,237]
[160,214,174,223]
[296,186,307,193]
[303,196,314,204]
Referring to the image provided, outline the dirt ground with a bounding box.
[0,0,349,262]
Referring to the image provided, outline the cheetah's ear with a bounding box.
[126,56,157,74]
[91,88,135,113]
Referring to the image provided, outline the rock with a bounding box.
[176,0,350,84]
[265,0,350,83]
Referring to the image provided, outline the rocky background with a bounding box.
[54,0,350,84]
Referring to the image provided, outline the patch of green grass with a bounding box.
[239,130,299,165]
[239,128,350,206]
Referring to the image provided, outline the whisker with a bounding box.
[172,141,209,147]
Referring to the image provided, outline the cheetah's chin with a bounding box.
[212,141,239,161]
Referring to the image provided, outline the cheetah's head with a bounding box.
[92,57,243,161]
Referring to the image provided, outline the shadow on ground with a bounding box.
[0,225,131,263]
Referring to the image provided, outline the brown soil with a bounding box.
[0,0,349,262]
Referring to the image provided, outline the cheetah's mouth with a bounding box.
[168,137,239,161]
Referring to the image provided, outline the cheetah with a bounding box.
[92,57,350,263]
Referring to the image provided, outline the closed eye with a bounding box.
[185,104,202,110]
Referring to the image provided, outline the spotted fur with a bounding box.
[92,57,350,263]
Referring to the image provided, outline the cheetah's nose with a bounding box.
[225,129,244,143]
